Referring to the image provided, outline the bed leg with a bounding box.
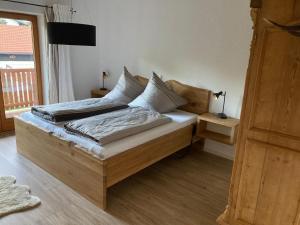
[97,176,107,210]
[175,124,200,158]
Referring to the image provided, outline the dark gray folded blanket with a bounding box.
[64,107,172,145]
[31,98,128,123]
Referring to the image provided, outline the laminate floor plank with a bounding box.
[0,135,232,225]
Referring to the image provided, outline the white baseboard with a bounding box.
[203,140,235,160]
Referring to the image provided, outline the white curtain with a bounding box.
[45,4,75,103]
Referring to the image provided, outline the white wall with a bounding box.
[70,0,102,99]
[94,0,252,118]
[71,0,252,159]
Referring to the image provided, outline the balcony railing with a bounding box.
[0,68,38,111]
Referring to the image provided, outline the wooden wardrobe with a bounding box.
[217,0,300,225]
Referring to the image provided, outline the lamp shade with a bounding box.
[213,91,223,99]
[47,22,96,46]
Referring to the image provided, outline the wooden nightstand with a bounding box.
[196,113,240,145]
[91,89,110,98]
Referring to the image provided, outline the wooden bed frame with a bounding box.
[14,76,211,209]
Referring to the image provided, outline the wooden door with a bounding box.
[218,1,300,225]
[0,11,43,132]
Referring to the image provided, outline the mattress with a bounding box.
[20,110,197,160]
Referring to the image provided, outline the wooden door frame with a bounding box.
[0,11,43,132]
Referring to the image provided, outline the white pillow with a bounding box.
[129,73,187,113]
[104,67,145,104]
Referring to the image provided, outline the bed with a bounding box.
[14,76,211,209]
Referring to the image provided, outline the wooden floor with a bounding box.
[0,135,233,225]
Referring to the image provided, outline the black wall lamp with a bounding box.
[100,72,108,90]
[214,91,227,119]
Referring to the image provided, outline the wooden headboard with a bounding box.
[135,75,211,115]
